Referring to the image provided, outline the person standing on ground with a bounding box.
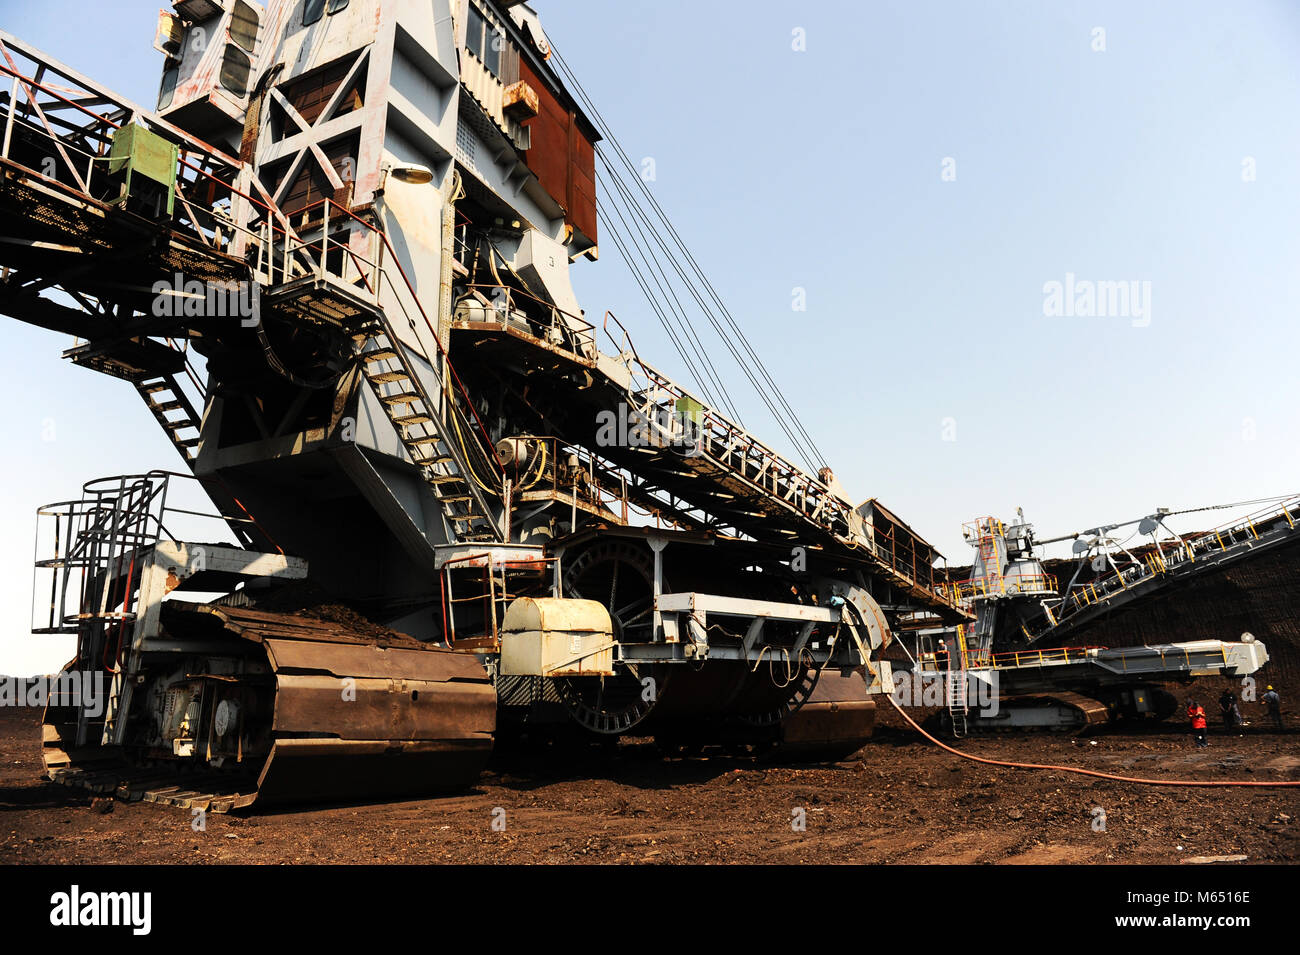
[1219,688,1239,731]
[1187,699,1209,747]
[1262,685,1283,730]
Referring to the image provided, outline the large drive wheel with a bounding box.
[556,541,669,734]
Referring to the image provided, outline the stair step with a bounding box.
[152,400,184,412]
[367,371,410,384]
[440,494,474,503]
[414,454,453,466]
[139,382,170,395]
[407,434,443,446]
[361,349,400,362]
[379,392,421,405]
[428,473,467,485]
[393,413,433,425]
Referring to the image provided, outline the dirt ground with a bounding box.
[1,705,1295,865]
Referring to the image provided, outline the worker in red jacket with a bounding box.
[1187,700,1209,747]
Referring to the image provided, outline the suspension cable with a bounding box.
[548,41,829,472]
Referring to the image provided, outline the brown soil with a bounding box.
[241,582,414,643]
[1,705,1295,865]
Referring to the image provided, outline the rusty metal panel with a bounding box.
[255,737,492,805]
[780,700,875,747]
[182,603,431,649]
[519,59,597,246]
[278,55,358,126]
[262,637,489,682]
[271,673,496,740]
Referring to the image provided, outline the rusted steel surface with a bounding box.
[173,601,430,649]
[519,57,598,248]
[46,602,495,810]
[778,670,876,757]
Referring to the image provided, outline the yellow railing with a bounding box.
[923,645,1099,671]
[945,571,1058,603]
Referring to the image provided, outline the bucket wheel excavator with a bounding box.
[0,5,966,809]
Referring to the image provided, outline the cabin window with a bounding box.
[305,0,348,25]
[230,1,259,52]
[158,66,179,110]
[220,45,251,96]
[466,4,504,78]
[467,6,485,59]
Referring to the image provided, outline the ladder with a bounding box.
[355,317,502,544]
[946,665,969,737]
[135,374,202,464]
[46,476,166,746]
[976,520,1002,592]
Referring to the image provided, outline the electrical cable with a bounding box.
[886,695,1300,788]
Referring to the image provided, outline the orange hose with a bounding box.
[885,695,1300,788]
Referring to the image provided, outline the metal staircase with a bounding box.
[355,316,502,544]
[135,374,202,464]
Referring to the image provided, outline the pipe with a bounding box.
[437,169,463,356]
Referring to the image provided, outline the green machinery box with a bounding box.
[675,395,704,427]
[108,123,178,217]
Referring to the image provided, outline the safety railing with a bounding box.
[440,551,552,648]
[1184,496,1300,558]
[454,282,597,360]
[1103,643,1230,674]
[962,517,1005,544]
[0,43,506,484]
[31,471,255,642]
[925,645,1101,671]
[0,37,298,269]
[945,571,1058,603]
[1025,495,1300,640]
[600,309,953,605]
[270,196,506,477]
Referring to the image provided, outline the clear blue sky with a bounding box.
[3,1,1299,674]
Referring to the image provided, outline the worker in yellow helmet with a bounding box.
[1261,685,1282,730]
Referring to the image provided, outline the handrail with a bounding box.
[598,311,948,599]
[0,60,504,475]
[1026,495,1300,640]
[946,571,1058,602]
[287,196,506,474]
